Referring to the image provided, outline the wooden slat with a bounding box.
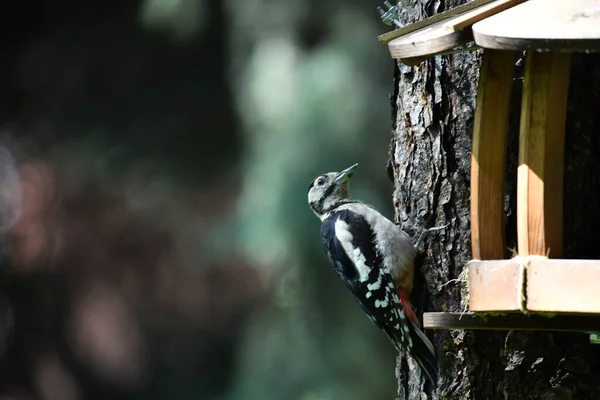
[387,24,471,60]
[444,0,525,32]
[527,260,600,313]
[388,0,523,59]
[468,259,600,313]
[398,55,432,67]
[399,44,480,66]
[424,312,600,332]
[517,52,571,257]
[386,0,523,61]
[470,50,515,260]
[468,260,521,311]
[378,0,496,45]
[473,0,600,51]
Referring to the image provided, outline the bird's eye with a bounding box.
[316,177,326,186]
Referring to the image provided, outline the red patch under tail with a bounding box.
[398,288,420,328]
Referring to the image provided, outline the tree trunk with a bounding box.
[389,2,600,399]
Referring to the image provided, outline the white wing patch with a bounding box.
[375,299,389,308]
[334,218,371,282]
[366,271,382,291]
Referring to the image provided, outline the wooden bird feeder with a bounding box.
[381,0,600,331]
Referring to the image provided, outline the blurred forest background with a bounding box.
[0,0,402,399]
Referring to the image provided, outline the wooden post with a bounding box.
[517,52,571,257]
[470,50,515,260]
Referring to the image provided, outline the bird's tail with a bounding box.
[406,322,437,384]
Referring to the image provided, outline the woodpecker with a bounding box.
[307,163,437,383]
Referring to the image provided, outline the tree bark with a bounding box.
[389,2,600,399]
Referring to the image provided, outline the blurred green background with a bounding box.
[0,0,399,399]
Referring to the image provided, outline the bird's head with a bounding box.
[308,163,358,220]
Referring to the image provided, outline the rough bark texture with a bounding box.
[389,1,600,399]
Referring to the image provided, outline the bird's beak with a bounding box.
[335,163,358,183]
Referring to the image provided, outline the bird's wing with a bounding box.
[321,209,437,383]
[321,210,408,337]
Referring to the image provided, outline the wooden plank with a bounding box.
[444,0,525,32]
[424,312,600,332]
[527,259,600,313]
[470,50,515,260]
[468,260,521,311]
[468,259,600,313]
[399,44,480,66]
[398,55,431,67]
[387,23,471,60]
[517,52,571,257]
[387,0,523,60]
[378,0,496,45]
[473,0,600,51]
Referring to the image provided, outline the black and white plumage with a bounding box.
[308,163,437,384]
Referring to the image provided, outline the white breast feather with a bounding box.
[334,219,371,282]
